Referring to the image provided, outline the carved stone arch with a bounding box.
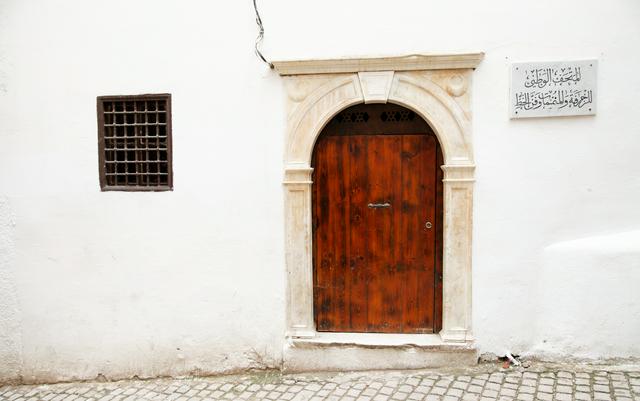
[275,54,482,369]
[388,72,473,165]
[286,74,363,165]
[285,71,473,168]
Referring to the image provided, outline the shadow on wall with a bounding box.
[532,230,640,359]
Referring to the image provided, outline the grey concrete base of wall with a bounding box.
[282,341,478,372]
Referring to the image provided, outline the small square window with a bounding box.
[97,94,173,191]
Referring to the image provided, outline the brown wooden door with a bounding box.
[312,104,443,334]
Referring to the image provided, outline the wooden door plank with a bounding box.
[334,135,351,330]
[324,136,348,331]
[364,136,403,332]
[385,136,404,333]
[363,136,383,331]
[399,135,422,332]
[313,136,330,330]
[347,136,369,331]
[406,135,437,332]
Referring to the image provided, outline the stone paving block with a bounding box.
[379,387,394,396]
[538,385,553,393]
[431,386,447,395]
[405,378,420,387]
[592,393,611,401]
[467,385,483,394]
[451,380,469,390]
[281,391,296,400]
[574,392,591,401]
[291,389,315,400]
[333,388,347,396]
[537,392,553,401]
[414,386,431,395]
[391,392,409,400]
[365,382,381,390]
[519,386,536,394]
[398,385,413,393]
[614,381,630,389]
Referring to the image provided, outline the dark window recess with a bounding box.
[97,94,172,191]
[323,104,431,137]
[335,111,370,123]
[380,109,416,122]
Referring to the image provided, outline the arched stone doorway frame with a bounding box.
[275,54,483,346]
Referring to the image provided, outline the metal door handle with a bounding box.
[368,202,391,208]
[425,221,432,229]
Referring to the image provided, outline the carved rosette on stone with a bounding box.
[274,54,483,346]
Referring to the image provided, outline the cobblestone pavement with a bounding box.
[2,363,640,401]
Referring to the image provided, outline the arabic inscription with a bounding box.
[510,60,597,118]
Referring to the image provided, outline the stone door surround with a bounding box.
[273,53,483,345]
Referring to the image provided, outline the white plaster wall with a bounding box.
[0,0,286,383]
[0,0,639,382]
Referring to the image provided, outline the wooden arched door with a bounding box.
[312,104,443,333]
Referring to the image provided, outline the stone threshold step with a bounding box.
[283,332,477,372]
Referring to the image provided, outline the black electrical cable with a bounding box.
[253,0,273,69]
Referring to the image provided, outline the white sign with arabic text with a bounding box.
[510,60,597,118]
